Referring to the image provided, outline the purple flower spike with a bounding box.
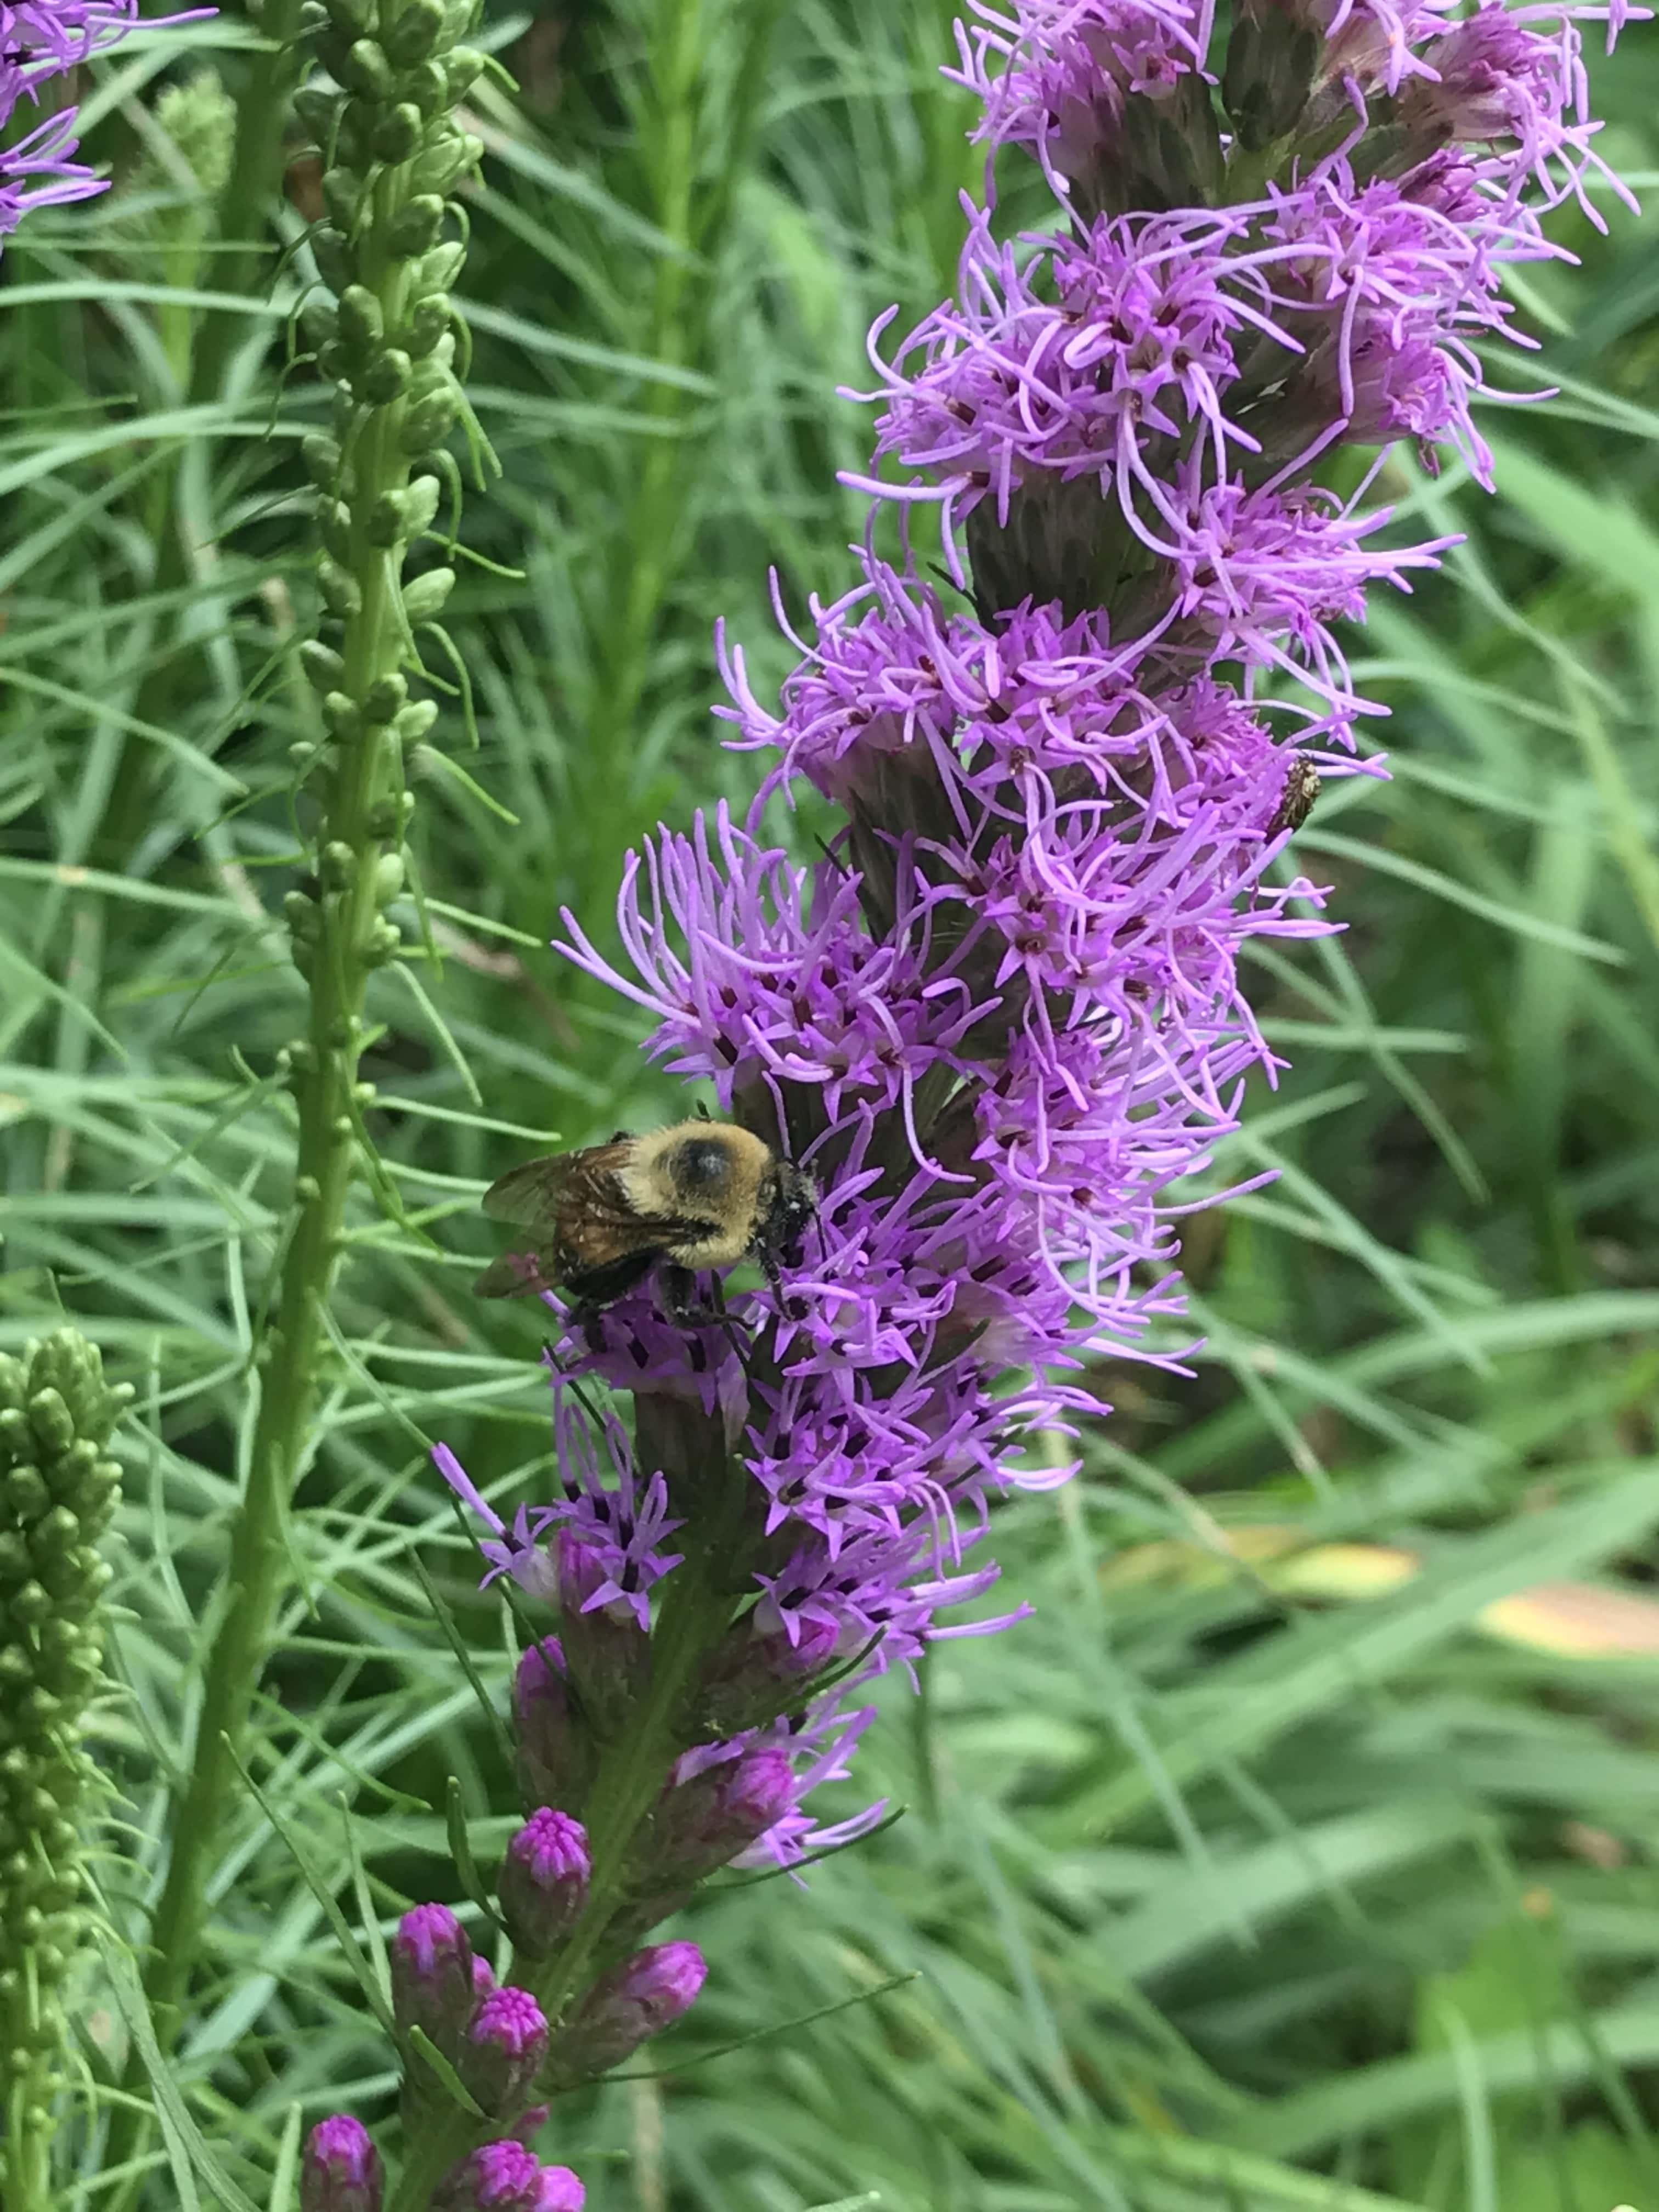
[442,0,1642,1916]
[550,1943,707,2081]
[462,1984,550,2120]
[433,2142,585,2212]
[391,1904,476,2059]
[300,2116,382,2212]
[499,1807,591,1955]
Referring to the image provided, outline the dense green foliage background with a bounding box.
[5,1,1659,2204]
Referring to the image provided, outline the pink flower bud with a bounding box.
[391,1904,475,2058]
[512,1637,588,1812]
[499,1807,591,1955]
[301,2116,382,2212]
[433,2141,585,2212]
[651,1748,797,1883]
[461,1984,550,2119]
[551,1943,706,2081]
[554,1530,651,1734]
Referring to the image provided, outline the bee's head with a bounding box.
[770,1164,818,1259]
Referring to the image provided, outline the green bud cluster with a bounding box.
[0,1332,129,2183]
[286,0,482,986]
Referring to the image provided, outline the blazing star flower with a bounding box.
[441,0,1640,1951]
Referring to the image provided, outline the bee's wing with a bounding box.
[473,1247,559,1299]
[477,1141,684,1297]
[484,1150,646,1238]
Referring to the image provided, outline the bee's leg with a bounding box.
[563,1252,657,1346]
[660,1263,703,1328]
[755,1235,810,1322]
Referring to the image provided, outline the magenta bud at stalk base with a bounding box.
[461,1983,550,2118]
[549,1941,707,2081]
[391,1903,476,2057]
[499,1805,591,1954]
[512,1636,587,1810]
[433,2141,585,2212]
[301,2115,382,2212]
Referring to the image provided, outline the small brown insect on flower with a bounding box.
[1266,758,1321,838]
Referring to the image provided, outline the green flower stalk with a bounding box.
[0,1330,128,2212]
[133,0,484,2057]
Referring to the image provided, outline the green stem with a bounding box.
[142,199,418,2033]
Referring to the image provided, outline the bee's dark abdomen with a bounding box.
[673,1137,733,1193]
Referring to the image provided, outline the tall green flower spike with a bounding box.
[0,1330,128,2212]
[133,0,486,2067]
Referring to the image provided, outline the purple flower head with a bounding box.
[391,1904,476,2058]
[461,1984,550,2120]
[550,1943,707,2082]
[951,0,1212,193]
[301,2117,382,2212]
[433,2143,585,2212]
[499,1808,591,1955]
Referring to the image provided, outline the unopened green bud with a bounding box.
[284,889,322,938]
[300,640,347,693]
[5,1468,48,1522]
[321,165,365,228]
[311,224,352,294]
[337,284,384,351]
[372,100,423,162]
[359,347,413,404]
[301,296,339,351]
[401,385,459,452]
[387,194,445,258]
[363,916,403,966]
[402,293,450,358]
[367,489,413,545]
[326,0,376,35]
[404,57,449,112]
[302,432,342,491]
[362,673,408,724]
[373,852,406,903]
[410,125,477,197]
[414,241,465,295]
[385,0,445,65]
[294,81,343,147]
[319,498,354,563]
[404,476,441,535]
[393,698,439,743]
[317,558,362,618]
[320,841,358,891]
[341,37,393,98]
[444,46,485,99]
[402,566,455,623]
[323,693,363,742]
[26,1396,74,1460]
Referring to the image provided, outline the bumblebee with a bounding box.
[474,1120,817,1322]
